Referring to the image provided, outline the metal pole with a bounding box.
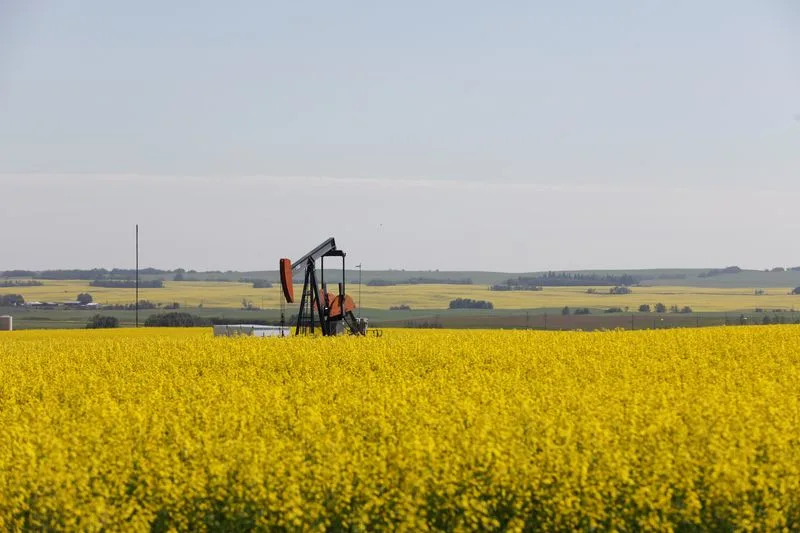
[135,224,139,328]
[356,263,362,319]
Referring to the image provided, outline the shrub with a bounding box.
[239,278,273,289]
[0,294,24,306]
[90,280,164,289]
[390,304,412,311]
[604,307,623,313]
[86,315,119,329]
[638,304,651,313]
[101,300,158,311]
[655,303,667,313]
[77,293,93,305]
[144,313,211,328]
[573,308,591,315]
[1,280,43,287]
[448,298,493,310]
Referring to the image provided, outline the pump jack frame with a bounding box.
[285,238,364,336]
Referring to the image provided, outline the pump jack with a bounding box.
[280,238,365,336]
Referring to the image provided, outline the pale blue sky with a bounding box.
[1,2,798,270]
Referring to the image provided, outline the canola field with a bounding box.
[9,279,800,311]
[1,327,800,530]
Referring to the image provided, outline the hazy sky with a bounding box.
[1,2,798,271]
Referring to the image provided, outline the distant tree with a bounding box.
[762,315,772,325]
[680,306,693,314]
[0,294,24,306]
[699,266,742,278]
[609,286,632,294]
[772,267,785,272]
[448,298,493,310]
[144,312,210,327]
[561,306,570,316]
[793,287,800,295]
[638,304,651,313]
[86,315,119,329]
[173,272,185,281]
[573,308,591,315]
[77,293,93,305]
[2,270,36,278]
[90,280,164,289]
[655,302,667,313]
[669,305,679,313]
[1,280,43,287]
[604,307,623,313]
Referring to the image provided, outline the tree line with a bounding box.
[492,272,640,290]
[89,280,164,289]
[449,298,493,310]
[368,278,473,287]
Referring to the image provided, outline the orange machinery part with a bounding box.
[327,293,356,319]
[279,258,294,303]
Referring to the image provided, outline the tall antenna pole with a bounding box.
[356,263,362,319]
[135,224,139,328]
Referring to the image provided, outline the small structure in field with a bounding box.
[213,324,290,338]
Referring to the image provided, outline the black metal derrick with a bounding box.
[288,238,364,337]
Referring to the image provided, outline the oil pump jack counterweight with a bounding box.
[280,238,366,336]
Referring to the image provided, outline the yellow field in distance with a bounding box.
[7,280,800,311]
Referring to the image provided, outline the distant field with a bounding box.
[147,267,800,288]
[5,280,800,312]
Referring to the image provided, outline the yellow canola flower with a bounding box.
[0,326,799,531]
